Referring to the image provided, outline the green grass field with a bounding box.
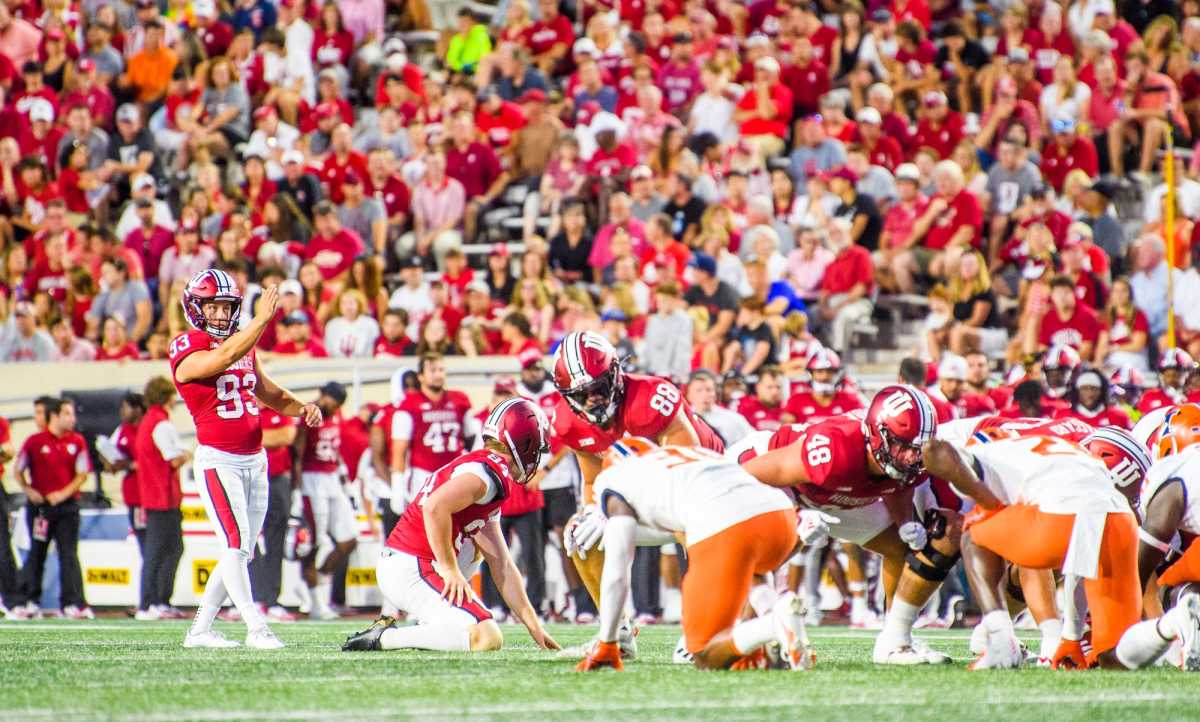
[0,620,1193,721]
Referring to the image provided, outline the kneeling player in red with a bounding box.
[343,398,559,653]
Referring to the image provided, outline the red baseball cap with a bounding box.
[517,346,543,370]
[819,165,859,184]
[77,58,96,73]
[517,88,547,104]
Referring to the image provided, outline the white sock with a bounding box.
[850,594,868,619]
[731,614,777,655]
[983,609,1014,635]
[315,574,333,612]
[748,584,779,617]
[380,623,471,651]
[1116,618,1175,669]
[879,599,919,647]
[295,582,312,610]
[220,548,267,632]
[190,560,230,635]
[1038,619,1063,659]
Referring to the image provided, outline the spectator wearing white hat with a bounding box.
[105,103,159,199]
[114,173,175,241]
[733,55,792,159]
[244,105,301,180]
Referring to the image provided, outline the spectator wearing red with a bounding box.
[191,0,233,58]
[17,99,64,172]
[913,90,964,159]
[101,393,145,571]
[303,201,363,282]
[319,123,368,204]
[524,0,575,74]
[1095,277,1149,371]
[926,354,996,421]
[736,366,786,431]
[374,309,415,357]
[25,230,70,304]
[272,311,330,357]
[445,111,506,241]
[816,217,874,355]
[457,282,503,355]
[638,214,692,284]
[13,62,59,123]
[892,0,931,32]
[96,317,141,361]
[657,32,702,115]
[977,71,1043,156]
[123,198,174,283]
[475,88,526,150]
[1041,117,1098,192]
[400,151,466,269]
[1035,275,1104,362]
[586,111,637,180]
[736,55,794,159]
[854,107,902,172]
[867,82,916,154]
[134,376,188,618]
[12,398,91,618]
[1059,237,1107,311]
[364,147,410,236]
[891,160,981,293]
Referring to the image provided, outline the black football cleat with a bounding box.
[342,616,396,652]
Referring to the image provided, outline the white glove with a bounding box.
[570,505,607,559]
[288,489,304,518]
[899,521,928,552]
[796,510,840,547]
[389,470,411,515]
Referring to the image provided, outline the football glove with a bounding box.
[389,470,412,515]
[899,521,928,552]
[569,505,607,559]
[1050,638,1088,670]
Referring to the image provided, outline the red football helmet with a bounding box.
[806,347,844,395]
[482,397,551,484]
[552,331,625,427]
[1081,427,1152,496]
[182,268,242,338]
[863,385,938,485]
[1042,343,1081,398]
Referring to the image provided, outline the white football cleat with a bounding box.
[310,606,340,621]
[183,630,241,649]
[850,607,883,630]
[672,635,695,665]
[6,602,42,621]
[872,642,927,665]
[910,637,951,664]
[62,605,95,620]
[134,607,162,621]
[246,627,285,650]
[1176,592,1200,671]
[968,622,987,655]
[969,626,1022,670]
[772,593,815,670]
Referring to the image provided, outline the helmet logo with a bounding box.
[879,390,914,419]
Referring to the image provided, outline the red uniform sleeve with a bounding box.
[0,417,9,445]
[167,330,211,378]
[621,376,680,440]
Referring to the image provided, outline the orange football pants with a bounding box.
[1159,541,1200,587]
[970,504,1140,659]
[682,509,798,654]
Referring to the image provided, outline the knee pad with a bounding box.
[1005,565,1026,604]
[905,543,961,583]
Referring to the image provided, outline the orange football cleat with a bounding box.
[729,648,769,670]
[576,641,624,672]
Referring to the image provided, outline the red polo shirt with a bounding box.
[924,189,981,251]
[736,82,795,137]
[1041,136,1098,192]
[17,429,91,496]
[445,141,502,200]
[914,112,965,159]
[320,151,369,204]
[303,229,364,280]
[820,244,874,295]
[522,14,574,56]
[135,405,182,511]
[260,410,294,477]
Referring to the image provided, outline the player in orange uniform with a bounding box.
[577,440,812,672]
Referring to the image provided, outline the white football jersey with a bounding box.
[594,445,794,545]
[937,416,989,444]
[960,435,1128,515]
[1140,444,1200,535]
[723,429,774,464]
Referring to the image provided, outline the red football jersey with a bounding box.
[302,412,343,473]
[1053,405,1132,430]
[385,449,515,559]
[394,389,474,472]
[791,414,904,510]
[1138,387,1183,416]
[340,415,370,481]
[168,329,263,455]
[737,397,786,432]
[784,391,864,425]
[972,415,1094,443]
[373,403,399,466]
[552,373,725,456]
